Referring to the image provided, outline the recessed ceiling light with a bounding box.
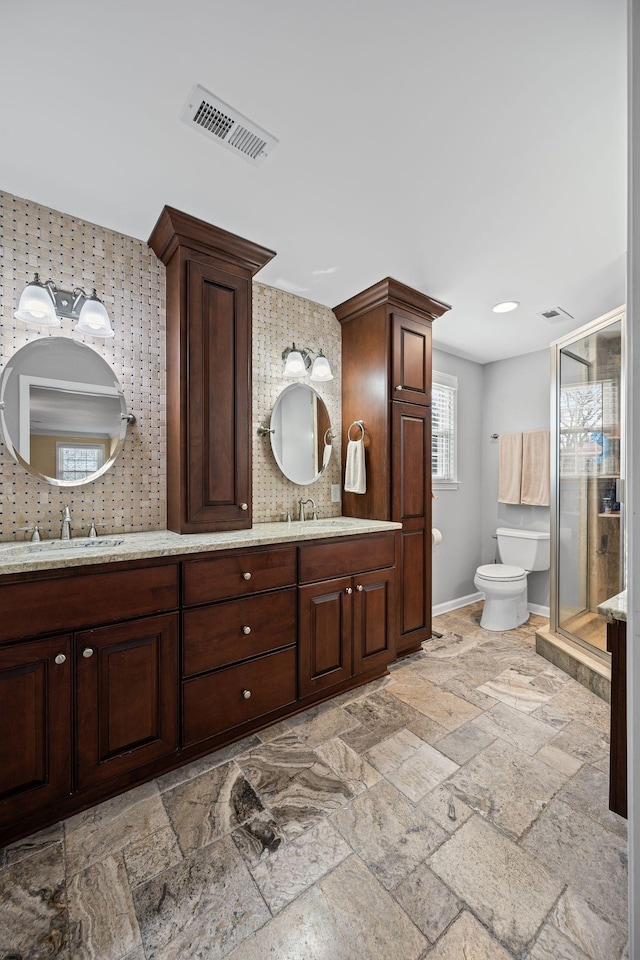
[493,300,520,313]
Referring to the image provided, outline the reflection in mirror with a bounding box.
[270,382,332,485]
[0,338,129,486]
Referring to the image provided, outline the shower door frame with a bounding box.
[550,305,626,662]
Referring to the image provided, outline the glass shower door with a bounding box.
[555,316,623,657]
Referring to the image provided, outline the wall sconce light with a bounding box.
[14,274,115,339]
[281,343,333,382]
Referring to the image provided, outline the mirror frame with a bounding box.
[0,337,130,487]
[269,382,332,485]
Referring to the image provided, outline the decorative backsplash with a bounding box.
[0,191,342,540]
[252,283,342,522]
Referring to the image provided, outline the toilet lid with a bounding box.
[476,563,526,582]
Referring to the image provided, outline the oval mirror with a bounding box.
[270,382,332,485]
[0,338,129,486]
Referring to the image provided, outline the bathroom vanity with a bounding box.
[0,520,399,846]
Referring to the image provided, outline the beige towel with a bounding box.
[498,432,523,504]
[521,429,550,506]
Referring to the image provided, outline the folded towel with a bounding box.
[322,441,332,470]
[344,437,366,494]
[498,432,523,504]
[521,429,550,506]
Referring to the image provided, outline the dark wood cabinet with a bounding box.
[607,617,627,818]
[0,636,72,822]
[148,207,275,533]
[298,534,397,696]
[76,614,179,789]
[335,278,450,655]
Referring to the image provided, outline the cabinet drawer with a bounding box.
[183,547,296,606]
[182,647,297,746]
[298,533,395,584]
[183,588,296,676]
[0,564,179,644]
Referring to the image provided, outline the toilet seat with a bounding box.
[475,563,526,582]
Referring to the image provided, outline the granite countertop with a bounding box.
[597,589,627,622]
[0,518,402,576]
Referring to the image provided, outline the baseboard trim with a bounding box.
[528,603,550,618]
[432,592,484,617]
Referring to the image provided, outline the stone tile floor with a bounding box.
[0,604,629,959]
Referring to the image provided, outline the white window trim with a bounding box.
[432,370,459,489]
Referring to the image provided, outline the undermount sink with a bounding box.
[4,537,125,556]
[300,518,361,528]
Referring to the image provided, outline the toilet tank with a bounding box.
[496,527,550,571]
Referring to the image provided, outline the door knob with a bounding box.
[396,384,403,391]
[243,572,252,580]
[345,587,353,595]
[356,584,364,591]
[242,626,251,635]
[242,689,252,699]
[54,653,66,665]
[82,647,94,658]
[240,502,248,510]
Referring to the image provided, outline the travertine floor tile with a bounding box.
[418,783,475,835]
[426,910,514,959]
[393,860,462,942]
[315,736,381,794]
[123,823,183,888]
[287,704,359,747]
[430,817,563,954]
[386,743,458,802]
[389,677,481,730]
[551,886,628,960]
[521,800,628,928]
[332,779,447,889]
[344,688,426,737]
[477,667,557,714]
[557,764,627,839]
[535,743,583,778]
[133,836,269,960]
[0,843,68,960]
[67,853,141,960]
[365,728,426,775]
[435,717,496,764]
[2,821,64,867]
[224,855,427,960]
[472,701,559,755]
[446,738,565,838]
[548,719,610,765]
[526,923,591,959]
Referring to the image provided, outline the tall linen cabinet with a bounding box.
[335,279,450,655]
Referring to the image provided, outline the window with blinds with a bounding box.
[432,371,458,484]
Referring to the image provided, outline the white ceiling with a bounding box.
[0,0,627,363]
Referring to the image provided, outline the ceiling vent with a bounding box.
[180,84,279,166]
[539,306,574,325]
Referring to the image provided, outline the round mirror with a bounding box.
[0,338,129,486]
[270,383,332,485]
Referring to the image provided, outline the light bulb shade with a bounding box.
[75,293,114,338]
[310,354,333,382]
[283,349,306,377]
[14,278,59,327]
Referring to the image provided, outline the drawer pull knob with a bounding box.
[396,384,403,391]
[345,587,353,595]
[242,625,251,635]
[54,653,66,665]
[83,647,95,658]
[242,689,252,699]
[356,584,364,592]
[243,572,252,581]
[240,502,248,510]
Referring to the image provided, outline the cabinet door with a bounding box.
[353,568,395,675]
[392,401,432,651]
[392,313,432,406]
[184,258,251,531]
[76,614,179,789]
[0,636,72,821]
[299,576,353,697]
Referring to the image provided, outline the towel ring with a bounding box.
[348,420,365,441]
[323,428,334,444]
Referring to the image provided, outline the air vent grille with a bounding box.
[181,84,278,166]
[539,306,574,324]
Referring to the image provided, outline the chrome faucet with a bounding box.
[298,498,318,521]
[60,505,72,540]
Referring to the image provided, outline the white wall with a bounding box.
[431,348,484,608]
[481,348,551,608]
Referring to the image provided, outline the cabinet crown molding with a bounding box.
[334,277,450,325]
[148,205,276,275]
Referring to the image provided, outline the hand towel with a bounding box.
[322,441,332,470]
[498,432,523,504]
[344,437,366,494]
[521,429,550,506]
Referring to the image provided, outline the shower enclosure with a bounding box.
[550,307,625,662]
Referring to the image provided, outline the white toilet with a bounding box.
[474,527,550,631]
